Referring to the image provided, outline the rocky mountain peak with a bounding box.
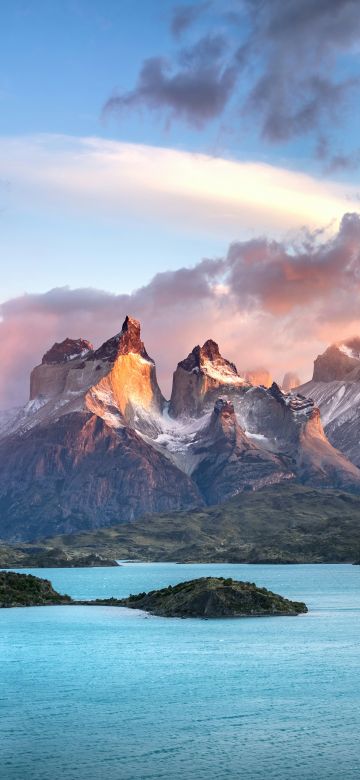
[210,398,241,441]
[91,315,152,363]
[268,381,314,413]
[313,340,360,381]
[268,381,285,403]
[170,339,244,417]
[178,339,238,376]
[201,339,222,362]
[42,338,93,365]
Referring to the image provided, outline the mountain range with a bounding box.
[1,316,360,542]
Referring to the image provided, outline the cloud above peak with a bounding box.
[104,0,360,164]
[1,212,360,409]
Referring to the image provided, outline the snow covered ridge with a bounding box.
[42,338,93,365]
[199,357,245,385]
[338,340,360,360]
[268,382,314,413]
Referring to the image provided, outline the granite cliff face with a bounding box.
[312,341,360,382]
[1,320,360,542]
[0,412,201,541]
[299,338,360,467]
[169,339,245,418]
[190,399,293,504]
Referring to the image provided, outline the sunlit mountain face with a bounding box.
[1,315,360,542]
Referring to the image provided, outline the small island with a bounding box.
[0,572,308,617]
[98,576,308,618]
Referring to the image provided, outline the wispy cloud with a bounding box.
[103,34,237,129]
[170,2,211,39]
[0,134,359,239]
[104,0,360,165]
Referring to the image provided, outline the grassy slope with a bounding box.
[38,484,360,563]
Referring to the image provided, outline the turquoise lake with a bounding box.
[1,563,359,780]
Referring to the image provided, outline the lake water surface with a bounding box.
[1,563,359,779]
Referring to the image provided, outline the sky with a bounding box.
[1,0,360,406]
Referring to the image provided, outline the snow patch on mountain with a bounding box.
[201,358,245,385]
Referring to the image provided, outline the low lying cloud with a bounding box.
[2,212,360,408]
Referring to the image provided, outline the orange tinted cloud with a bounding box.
[1,212,360,408]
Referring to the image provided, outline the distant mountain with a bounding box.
[282,372,300,393]
[1,317,360,542]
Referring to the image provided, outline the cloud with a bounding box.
[104,0,360,161]
[171,2,210,39]
[1,134,359,241]
[2,212,360,409]
[104,35,237,128]
[241,0,360,143]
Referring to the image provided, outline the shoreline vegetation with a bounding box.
[0,572,307,617]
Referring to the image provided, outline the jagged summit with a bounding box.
[268,382,314,413]
[27,315,164,431]
[42,337,93,365]
[178,339,239,378]
[313,339,360,382]
[170,339,245,418]
[2,321,360,543]
[91,315,153,363]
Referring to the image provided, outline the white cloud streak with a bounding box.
[0,133,359,239]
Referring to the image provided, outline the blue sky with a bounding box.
[1,0,360,301]
[1,1,360,406]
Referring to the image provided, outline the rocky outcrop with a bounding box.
[30,338,93,401]
[296,407,360,490]
[86,316,165,431]
[191,398,294,503]
[313,341,360,382]
[169,339,245,417]
[42,338,93,365]
[298,338,360,467]
[115,577,308,617]
[232,382,360,492]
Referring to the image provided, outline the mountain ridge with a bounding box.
[1,316,360,542]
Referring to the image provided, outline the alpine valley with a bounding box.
[1,316,360,561]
